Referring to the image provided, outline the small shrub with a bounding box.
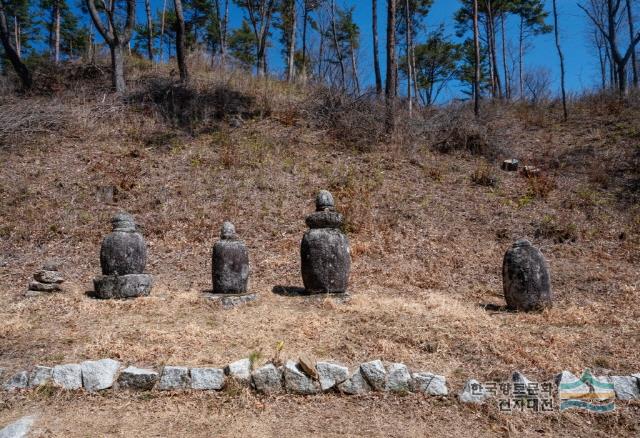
[534,215,578,243]
[517,194,534,208]
[471,162,498,187]
[249,350,262,369]
[526,174,556,198]
[303,87,386,151]
[424,165,444,182]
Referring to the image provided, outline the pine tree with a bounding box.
[229,19,257,69]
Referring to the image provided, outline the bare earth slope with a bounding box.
[0,73,638,436]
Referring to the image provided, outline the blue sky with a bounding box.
[126,0,604,99]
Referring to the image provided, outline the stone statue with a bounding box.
[212,221,250,294]
[502,239,552,311]
[300,190,350,294]
[93,212,153,299]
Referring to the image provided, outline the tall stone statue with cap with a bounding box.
[93,212,153,299]
[503,238,552,311]
[212,221,250,294]
[300,190,351,294]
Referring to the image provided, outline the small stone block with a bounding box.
[298,354,318,379]
[117,366,159,390]
[316,362,349,391]
[34,270,64,284]
[224,358,252,384]
[360,360,387,391]
[411,372,448,396]
[81,359,121,392]
[190,368,225,390]
[52,364,82,389]
[611,376,640,400]
[0,415,36,438]
[28,366,53,387]
[386,363,411,392]
[284,361,320,394]
[28,281,61,292]
[252,364,283,394]
[337,370,371,395]
[3,371,29,391]
[158,366,191,390]
[501,159,519,171]
[459,379,489,404]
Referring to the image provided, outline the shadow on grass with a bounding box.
[479,303,514,313]
[127,78,264,133]
[272,285,307,297]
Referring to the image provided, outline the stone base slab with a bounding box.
[93,274,153,299]
[203,292,258,309]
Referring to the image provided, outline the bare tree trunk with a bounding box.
[411,39,419,100]
[0,2,31,89]
[111,44,126,92]
[518,15,524,99]
[500,12,509,99]
[405,0,413,115]
[287,0,296,82]
[626,0,638,88]
[54,0,61,63]
[331,0,346,89]
[350,35,360,94]
[13,15,19,58]
[145,0,154,61]
[160,0,167,62]
[597,34,606,90]
[552,0,567,120]
[214,0,229,67]
[174,0,188,82]
[386,0,397,134]
[372,0,382,95]
[301,1,309,81]
[318,17,325,79]
[484,21,495,97]
[473,0,481,116]
[88,22,94,62]
[486,1,502,99]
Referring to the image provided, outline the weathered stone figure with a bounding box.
[212,222,250,294]
[503,239,552,311]
[93,212,153,299]
[301,190,350,294]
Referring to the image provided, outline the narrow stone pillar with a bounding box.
[93,212,153,299]
[503,239,552,311]
[300,190,351,294]
[212,221,250,294]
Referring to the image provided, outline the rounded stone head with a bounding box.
[220,221,237,240]
[513,238,531,248]
[111,212,136,232]
[315,190,335,212]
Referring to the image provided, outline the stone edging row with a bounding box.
[2,359,639,403]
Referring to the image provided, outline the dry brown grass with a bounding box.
[0,63,639,436]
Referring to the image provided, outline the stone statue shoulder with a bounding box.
[305,211,344,229]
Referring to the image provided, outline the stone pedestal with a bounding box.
[94,212,152,299]
[503,239,552,311]
[94,274,153,299]
[212,222,250,294]
[301,190,351,294]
